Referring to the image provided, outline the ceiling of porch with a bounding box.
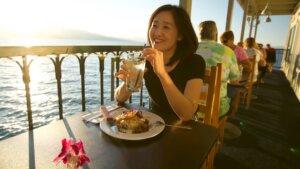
[237,0,300,16]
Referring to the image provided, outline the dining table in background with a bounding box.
[0,103,218,169]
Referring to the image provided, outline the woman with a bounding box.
[257,43,267,83]
[244,37,263,83]
[220,30,251,75]
[115,5,205,121]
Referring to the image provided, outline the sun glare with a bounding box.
[10,26,40,36]
[1,0,67,37]
[15,38,42,47]
[1,0,149,41]
[2,2,40,35]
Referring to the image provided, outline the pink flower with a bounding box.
[53,138,90,169]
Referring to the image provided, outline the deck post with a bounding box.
[179,0,192,16]
[240,0,249,42]
[249,15,254,37]
[254,16,259,39]
[225,0,234,31]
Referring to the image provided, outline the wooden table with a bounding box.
[0,104,218,169]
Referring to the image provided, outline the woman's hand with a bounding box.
[142,48,167,78]
[114,60,129,81]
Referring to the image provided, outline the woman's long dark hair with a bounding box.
[147,4,198,66]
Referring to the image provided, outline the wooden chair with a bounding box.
[198,64,221,126]
[227,55,257,122]
[198,63,222,169]
[239,54,257,110]
[228,54,257,117]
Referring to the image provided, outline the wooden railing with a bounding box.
[0,45,145,130]
[275,48,288,69]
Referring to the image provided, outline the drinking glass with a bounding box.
[125,52,145,92]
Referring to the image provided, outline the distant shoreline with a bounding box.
[0,38,145,47]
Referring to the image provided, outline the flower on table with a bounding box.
[53,138,90,169]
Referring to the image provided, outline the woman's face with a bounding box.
[149,11,180,55]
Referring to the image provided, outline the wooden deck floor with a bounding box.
[215,69,300,169]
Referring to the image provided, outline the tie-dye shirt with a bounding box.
[196,40,240,117]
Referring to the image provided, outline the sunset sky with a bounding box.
[0,0,291,47]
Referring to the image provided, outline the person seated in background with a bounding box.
[244,38,263,83]
[265,43,276,72]
[115,4,205,121]
[196,20,240,118]
[237,41,243,47]
[220,30,251,80]
[257,43,267,84]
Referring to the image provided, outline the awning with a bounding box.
[237,0,300,15]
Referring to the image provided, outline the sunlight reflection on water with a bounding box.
[0,54,149,140]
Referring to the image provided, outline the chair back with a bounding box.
[199,63,222,128]
[244,54,257,109]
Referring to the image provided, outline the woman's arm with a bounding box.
[114,61,132,103]
[114,82,132,103]
[159,74,202,121]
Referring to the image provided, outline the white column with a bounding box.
[225,0,234,31]
[179,0,192,17]
[249,15,254,37]
[240,0,249,42]
[254,16,259,39]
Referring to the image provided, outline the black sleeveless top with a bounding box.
[144,54,205,117]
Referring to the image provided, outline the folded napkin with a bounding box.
[81,104,122,124]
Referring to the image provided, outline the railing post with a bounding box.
[115,53,120,88]
[140,82,143,107]
[22,56,33,130]
[77,54,87,111]
[98,53,105,105]
[111,57,115,101]
[50,55,65,119]
[128,51,132,104]
[56,56,64,119]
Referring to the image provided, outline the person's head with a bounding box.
[266,43,271,48]
[220,30,234,46]
[147,4,198,65]
[237,41,243,47]
[198,20,218,41]
[257,43,263,49]
[244,37,258,49]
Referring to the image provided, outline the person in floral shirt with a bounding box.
[196,20,240,118]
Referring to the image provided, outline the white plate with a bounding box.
[100,109,165,140]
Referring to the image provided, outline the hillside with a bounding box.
[0,27,143,44]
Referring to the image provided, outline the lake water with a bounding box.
[0,46,149,140]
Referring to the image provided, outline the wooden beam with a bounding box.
[179,0,192,17]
